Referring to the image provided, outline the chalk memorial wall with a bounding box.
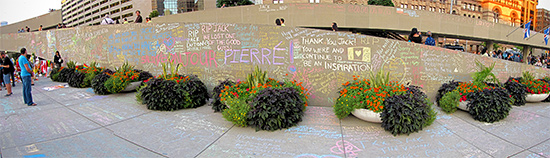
[1,23,549,106]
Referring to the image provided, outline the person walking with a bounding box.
[408,28,422,44]
[18,48,36,106]
[1,52,14,96]
[424,31,435,46]
[135,10,143,23]
[54,51,63,68]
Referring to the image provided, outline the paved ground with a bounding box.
[0,77,549,158]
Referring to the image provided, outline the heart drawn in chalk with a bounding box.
[163,38,175,51]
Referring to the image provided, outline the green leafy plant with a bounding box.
[368,70,390,87]
[472,61,499,86]
[91,69,113,95]
[435,80,462,103]
[68,71,86,88]
[57,67,75,82]
[82,66,104,88]
[138,74,208,111]
[50,67,63,82]
[439,90,461,113]
[381,86,436,136]
[160,55,182,80]
[219,77,309,130]
[212,79,235,112]
[333,74,407,119]
[467,87,512,123]
[247,87,305,131]
[522,71,535,82]
[504,77,526,106]
[66,61,76,69]
[246,66,267,88]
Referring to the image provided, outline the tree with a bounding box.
[149,10,159,18]
[216,0,253,8]
[367,0,394,7]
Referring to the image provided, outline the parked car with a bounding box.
[443,45,465,52]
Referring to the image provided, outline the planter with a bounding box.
[122,81,142,92]
[525,93,550,103]
[458,101,469,111]
[351,109,382,123]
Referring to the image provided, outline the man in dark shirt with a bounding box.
[135,10,143,23]
[1,52,14,96]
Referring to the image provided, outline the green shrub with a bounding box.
[57,68,75,82]
[439,90,461,113]
[182,75,209,108]
[91,70,112,95]
[50,67,62,82]
[504,77,526,106]
[381,86,436,136]
[467,87,512,123]
[212,79,235,112]
[247,87,305,131]
[436,80,461,103]
[139,75,208,111]
[68,71,86,88]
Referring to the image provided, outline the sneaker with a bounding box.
[4,93,11,97]
[28,103,37,106]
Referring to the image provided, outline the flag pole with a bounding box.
[506,22,527,37]
[526,24,550,40]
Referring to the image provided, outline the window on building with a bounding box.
[309,0,320,3]
[422,6,425,10]
[404,4,407,8]
[401,4,404,8]
[164,0,178,14]
[121,5,133,12]
[273,0,283,4]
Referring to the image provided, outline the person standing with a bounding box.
[18,48,36,106]
[280,18,286,26]
[1,52,14,96]
[408,28,422,44]
[332,22,338,31]
[135,10,143,23]
[38,25,43,31]
[424,31,435,46]
[54,51,63,68]
[123,18,129,24]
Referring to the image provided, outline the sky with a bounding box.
[0,0,548,24]
[0,0,62,24]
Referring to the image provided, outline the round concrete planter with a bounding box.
[458,101,469,111]
[351,109,382,123]
[525,93,550,103]
[122,81,142,92]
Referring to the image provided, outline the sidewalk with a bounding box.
[0,78,549,157]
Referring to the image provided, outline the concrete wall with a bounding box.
[0,10,62,34]
[153,4,549,50]
[1,22,549,106]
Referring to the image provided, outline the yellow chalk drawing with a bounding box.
[382,58,406,83]
[347,47,371,62]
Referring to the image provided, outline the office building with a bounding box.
[536,8,549,32]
